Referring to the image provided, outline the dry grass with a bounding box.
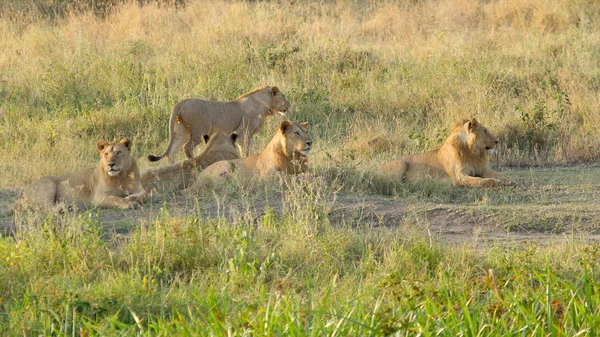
[4,2,600,334]
[1,0,600,188]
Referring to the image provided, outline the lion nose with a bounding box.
[108,163,116,168]
[495,140,498,144]
[306,141,312,147]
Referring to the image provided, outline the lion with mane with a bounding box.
[379,118,514,188]
[19,138,147,210]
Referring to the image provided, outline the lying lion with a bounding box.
[199,120,311,180]
[19,138,147,210]
[141,132,240,194]
[148,86,289,163]
[379,118,514,188]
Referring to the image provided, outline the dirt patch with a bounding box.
[3,164,600,248]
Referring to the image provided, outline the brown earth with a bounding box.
[3,166,600,247]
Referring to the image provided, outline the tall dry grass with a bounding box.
[1,0,600,188]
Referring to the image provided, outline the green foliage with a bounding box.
[5,205,600,335]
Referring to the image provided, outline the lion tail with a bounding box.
[148,104,181,162]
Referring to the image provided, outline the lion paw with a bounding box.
[482,178,503,187]
[120,200,140,210]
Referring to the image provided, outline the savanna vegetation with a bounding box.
[1,0,600,335]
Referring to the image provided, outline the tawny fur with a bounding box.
[19,138,147,211]
[379,119,514,188]
[199,120,311,180]
[148,86,289,163]
[141,132,240,194]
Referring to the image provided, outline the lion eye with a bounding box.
[104,152,108,157]
[295,132,301,137]
[116,151,121,156]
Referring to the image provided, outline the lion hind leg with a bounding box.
[379,159,409,181]
[199,161,235,180]
[184,135,202,159]
[165,122,189,164]
[21,177,59,210]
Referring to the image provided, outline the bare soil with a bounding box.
[3,165,600,247]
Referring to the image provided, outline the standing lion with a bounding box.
[379,118,514,188]
[148,86,289,163]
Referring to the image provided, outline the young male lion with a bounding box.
[141,132,240,194]
[379,118,514,188]
[198,120,311,180]
[148,86,289,163]
[19,138,147,210]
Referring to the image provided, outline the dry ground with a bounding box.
[2,165,599,247]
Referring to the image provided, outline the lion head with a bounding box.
[467,119,498,154]
[279,120,312,158]
[197,132,241,168]
[97,138,135,177]
[203,132,238,151]
[453,118,498,155]
[268,86,290,116]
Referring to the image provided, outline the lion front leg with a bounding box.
[483,169,515,186]
[95,195,140,210]
[454,173,503,188]
[236,118,262,157]
[125,189,148,203]
[125,169,149,203]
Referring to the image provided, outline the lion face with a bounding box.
[97,138,134,177]
[467,119,498,154]
[269,86,290,116]
[280,120,312,156]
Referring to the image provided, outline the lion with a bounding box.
[141,132,240,194]
[198,120,311,180]
[19,138,147,211]
[379,118,514,188]
[148,86,289,164]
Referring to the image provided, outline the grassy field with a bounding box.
[2,0,600,335]
[2,166,600,335]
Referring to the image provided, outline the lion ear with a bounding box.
[300,122,309,128]
[280,120,293,134]
[469,118,479,130]
[203,135,210,144]
[96,140,109,152]
[271,86,280,96]
[467,118,479,132]
[119,137,132,150]
[230,133,238,143]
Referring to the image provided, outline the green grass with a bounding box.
[3,196,600,335]
[3,166,600,334]
[3,0,600,334]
